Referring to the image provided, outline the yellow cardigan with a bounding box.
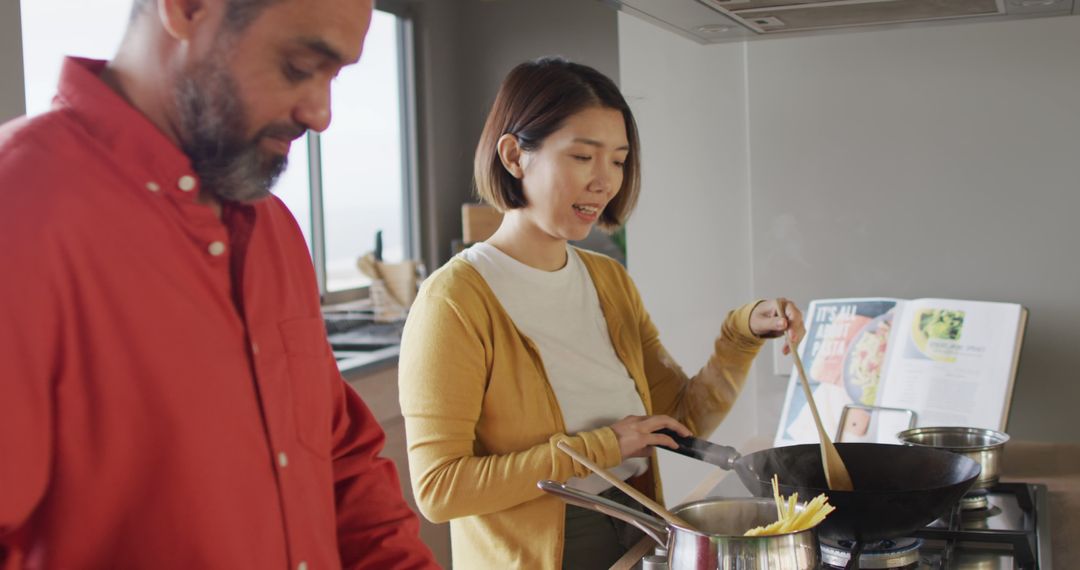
[398,248,764,569]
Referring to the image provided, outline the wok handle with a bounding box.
[537,480,668,547]
[654,429,741,470]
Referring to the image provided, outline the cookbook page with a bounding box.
[877,298,1024,434]
[774,298,905,447]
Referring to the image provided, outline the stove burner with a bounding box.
[959,503,1002,525]
[959,490,989,511]
[821,537,922,569]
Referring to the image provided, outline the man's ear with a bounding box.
[496,134,525,179]
[157,0,210,41]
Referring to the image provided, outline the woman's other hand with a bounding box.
[750,298,806,355]
[610,415,691,459]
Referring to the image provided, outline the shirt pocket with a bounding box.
[279,317,335,459]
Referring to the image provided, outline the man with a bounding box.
[0,0,438,568]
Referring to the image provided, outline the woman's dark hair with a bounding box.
[473,57,641,230]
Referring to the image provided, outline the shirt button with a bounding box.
[297,562,308,570]
[208,241,226,256]
[251,342,259,355]
[178,175,197,192]
[277,451,289,468]
[145,181,160,192]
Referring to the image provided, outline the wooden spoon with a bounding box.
[778,299,855,491]
[555,440,695,529]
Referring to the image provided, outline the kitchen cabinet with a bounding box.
[344,365,451,567]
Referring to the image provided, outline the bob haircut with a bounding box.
[473,57,641,231]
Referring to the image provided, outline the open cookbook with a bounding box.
[774,297,1028,447]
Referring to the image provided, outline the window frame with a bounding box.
[303,2,420,306]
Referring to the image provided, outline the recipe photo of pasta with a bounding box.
[744,475,836,536]
[846,317,891,405]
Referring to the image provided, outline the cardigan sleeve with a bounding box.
[632,283,766,437]
[398,285,622,524]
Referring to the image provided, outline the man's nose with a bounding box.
[294,81,333,133]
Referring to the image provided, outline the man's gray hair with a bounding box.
[130,0,285,31]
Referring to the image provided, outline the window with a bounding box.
[320,9,411,294]
[19,0,127,118]
[21,2,417,302]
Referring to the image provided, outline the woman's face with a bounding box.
[515,106,629,242]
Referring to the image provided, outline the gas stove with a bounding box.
[820,482,1051,569]
[637,480,1051,569]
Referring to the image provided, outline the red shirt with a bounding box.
[0,58,438,570]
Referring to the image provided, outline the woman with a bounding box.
[398,57,805,569]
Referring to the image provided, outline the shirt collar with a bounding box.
[54,57,203,202]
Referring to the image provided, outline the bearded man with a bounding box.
[0,1,438,568]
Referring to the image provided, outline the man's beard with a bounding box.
[174,58,304,203]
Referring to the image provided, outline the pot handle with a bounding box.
[654,428,741,470]
[537,480,668,547]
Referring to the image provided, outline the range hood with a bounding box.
[600,0,1079,43]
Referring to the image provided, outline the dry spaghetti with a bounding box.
[743,474,835,536]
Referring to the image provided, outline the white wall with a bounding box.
[618,14,759,504]
[1,0,25,122]
[622,12,1080,454]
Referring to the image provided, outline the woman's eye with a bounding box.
[572,155,592,162]
[614,160,625,167]
[283,62,314,83]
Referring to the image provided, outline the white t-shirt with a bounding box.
[461,243,648,493]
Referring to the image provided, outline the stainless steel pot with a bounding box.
[539,480,820,570]
[896,426,1009,489]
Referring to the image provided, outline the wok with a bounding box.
[655,429,981,543]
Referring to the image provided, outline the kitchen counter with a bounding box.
[335,344,398,376]
[999,440,1080,565]
[323,303,403,376]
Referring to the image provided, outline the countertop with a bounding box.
[323,301,403,376]
[335,345,398,377]
[999,440,1080,565]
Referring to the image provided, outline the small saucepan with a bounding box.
[538,480,821,570]
[896,426,1009,489]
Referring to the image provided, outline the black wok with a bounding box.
[655,430,981,543]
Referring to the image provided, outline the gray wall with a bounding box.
[619,15,757,503]
[746,15,1080,444]
[401,0,619,270]
[454,0,620,178]
[399,0,468,273]
[621,12,1080,451]
[1,0,25,122]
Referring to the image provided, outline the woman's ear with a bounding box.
[496,134,525,179]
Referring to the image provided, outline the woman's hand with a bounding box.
[610,415,691,459]
[750,298,806,355]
